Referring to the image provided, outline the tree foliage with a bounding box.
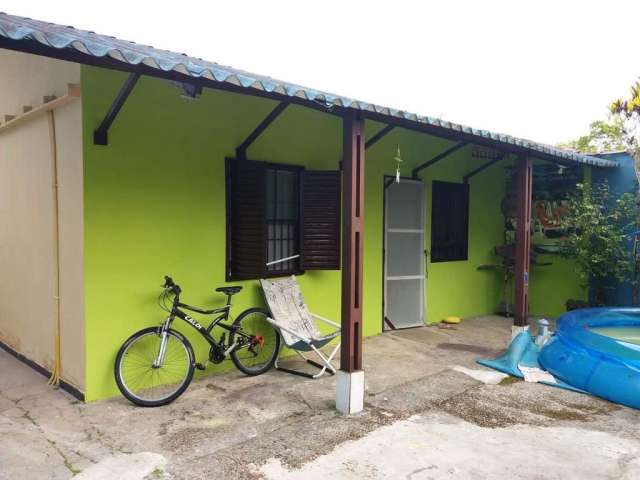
[559,79,640,156]
[610,79,640,159]
[611,79,640,120]
[560,181,637,304]
[558,118,628,153]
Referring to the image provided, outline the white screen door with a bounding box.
[384,178,425,329]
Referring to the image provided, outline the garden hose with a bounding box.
[46,110,62,387]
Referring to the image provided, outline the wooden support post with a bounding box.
[340,111,365,372]
[514,156,532,328]
[337,111,365,414]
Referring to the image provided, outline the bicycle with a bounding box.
[114,276,280,407]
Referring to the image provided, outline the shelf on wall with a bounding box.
[0,83,80,135]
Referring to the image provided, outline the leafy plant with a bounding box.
[558,118,628,153]
[557,79,640,159]
[560,181,637,305]
[610,79,640,122]
[610,79,640,163]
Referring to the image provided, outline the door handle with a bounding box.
[424,250,429,278]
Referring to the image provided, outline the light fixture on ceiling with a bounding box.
[170,81,203,100]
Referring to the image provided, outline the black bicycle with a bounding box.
[114,276,279,407]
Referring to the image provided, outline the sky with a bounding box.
[2,0,638,146]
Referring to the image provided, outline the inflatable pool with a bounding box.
[539,308,640,410]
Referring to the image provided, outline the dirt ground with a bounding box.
[1,316,639,479]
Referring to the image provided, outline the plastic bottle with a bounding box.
[535,318,551,348]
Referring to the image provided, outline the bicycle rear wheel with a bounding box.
[114,327,194,407]
[230,308,280,375]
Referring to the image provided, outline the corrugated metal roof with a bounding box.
[0,12,618,168]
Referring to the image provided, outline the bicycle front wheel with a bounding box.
[230,308,280,376]
[114,327,195,407]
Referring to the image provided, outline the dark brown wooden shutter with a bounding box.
[430,181,469,262]
[226,159,267,280]
[301,170,341,270]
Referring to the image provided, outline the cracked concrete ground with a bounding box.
[1,315,639,479]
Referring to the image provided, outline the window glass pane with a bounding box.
[265,167,300,273]
[266,169,276,219]
[276,170,297,220]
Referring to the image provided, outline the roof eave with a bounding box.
[0,14,619,169]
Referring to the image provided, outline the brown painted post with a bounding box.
[341,111,365,372]
[514,156,532,327]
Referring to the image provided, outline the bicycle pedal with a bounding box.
[195,363,206,371]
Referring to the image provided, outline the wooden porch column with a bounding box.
[336,111,365,414]
[340,111,365,372]
[514,156,532,328]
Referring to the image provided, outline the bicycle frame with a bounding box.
[153,288,251,368]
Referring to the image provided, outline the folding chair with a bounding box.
[260,276,341,379]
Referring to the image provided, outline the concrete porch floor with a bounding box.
[2,315,640,479]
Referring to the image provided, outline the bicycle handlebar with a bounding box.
[163,275,181,295]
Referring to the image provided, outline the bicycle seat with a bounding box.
[215,286,242,296]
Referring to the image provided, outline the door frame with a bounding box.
[382,176,426,331]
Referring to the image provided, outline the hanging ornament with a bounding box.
[394,145,403,183]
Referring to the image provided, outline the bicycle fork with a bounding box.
[152,318,171,368]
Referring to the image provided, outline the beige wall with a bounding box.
[0,50,84,390]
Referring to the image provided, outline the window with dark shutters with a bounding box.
[430,181,469,262]
[226,159,341,280]
[301,171,341,270]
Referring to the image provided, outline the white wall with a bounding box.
[0,50,84,390]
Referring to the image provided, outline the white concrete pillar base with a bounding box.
[511,324,529,341]
[336,370,364,414]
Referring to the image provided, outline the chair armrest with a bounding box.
[265,317,312,344]
[309,312,341,330]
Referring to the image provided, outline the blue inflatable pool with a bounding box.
[539,308,640,410]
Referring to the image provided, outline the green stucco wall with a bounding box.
[81,66,583,401]
[529,256,586,315]
[82,67,345,400]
